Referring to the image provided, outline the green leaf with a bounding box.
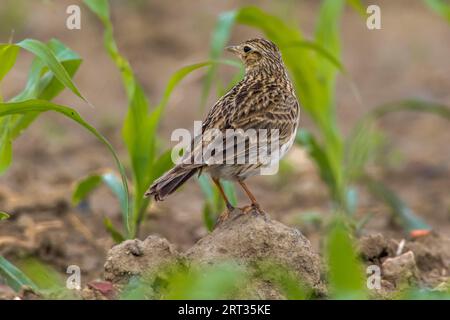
[296,129,335,196]
[199,175,219,231]
[16,258,64,291]
[16,39,86,102]
[164,262,246,299]
[283,40,344,72]
[104,217,126,243]
[326,219,366,299]
[222,180,237,206]
[201,10,237,109]
[424,0,450,24]
[83,0,110,22]
[313,0,347,202]
[0,211,10,220]
[367,99,450,120]
[122,61,240,234]
[256,261,310,300]
[120,276,154,300]
[0,45,19,83]
[122,84,153,198]
[149,150,174,183]
[0,99,130,234]
[365,177,431,233]
[347,99,449,182]
[84,0,139,237]
[202,202,216,232]
[158,60,240,112]
[345,120,385,181]
[198,175,237,231]
[0,44,19,173]
[102,172,129,220]
[84,0,241,237]
[72,174,102,205]
[346,0,367,17]
[216,65,245,97]
[38,39,83,101]
[0,126,12,174]
[83,0,135,100]
[198,175,216,208]
[0,39,82,175]
[0,255,38,292]
[73,171,129,225]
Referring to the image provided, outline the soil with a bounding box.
[0,0,449,299]
[100,209,325,299]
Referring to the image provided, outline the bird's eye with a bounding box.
[243,46,252,53]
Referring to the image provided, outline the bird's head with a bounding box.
[226,38,282,70]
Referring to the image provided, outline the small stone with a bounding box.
[104,236,180,284]
[87,281,116,299]
[382,251,418,284]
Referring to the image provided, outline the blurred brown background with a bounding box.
[0,0,449,278]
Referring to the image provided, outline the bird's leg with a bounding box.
[238,180,262,214]
[212,178,234,224]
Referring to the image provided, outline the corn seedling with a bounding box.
[0,37,131,293]
[326,218,367,299]
[73,0,242,239]
[424,0,450,24]
[0,37,129,284]
[0,255,39,294]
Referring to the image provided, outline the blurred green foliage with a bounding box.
[424,0,450,23]
[0,36,130,224]
[0,37,129,298]
[326,219,366,299]
[0,256,38,293]
[0,211,10,220]
[119,260,313,300]
[76,0,242,239]
[198,175,237,231]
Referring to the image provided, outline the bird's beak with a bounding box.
[225,45,239,54]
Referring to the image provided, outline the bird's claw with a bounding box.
[239,203,264,215]
[214,209,231,228]
[239,205,254,215]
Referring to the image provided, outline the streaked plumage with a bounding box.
[146,38,300,218]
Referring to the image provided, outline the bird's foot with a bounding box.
[239,203,265,216]
[239,205,254,215]
[214,208,232,228]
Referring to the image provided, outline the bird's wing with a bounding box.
[229,82,299,143]
[177,84,240,167]
[201,81,241,132]
[200,81,299,166]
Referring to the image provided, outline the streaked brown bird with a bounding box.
[145,38,300,222]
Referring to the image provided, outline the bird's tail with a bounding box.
[145,165,198,201]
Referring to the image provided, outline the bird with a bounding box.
[145,38,300,223]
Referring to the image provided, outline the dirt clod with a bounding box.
[104,236,180,284]
[186,210,324,296]
[358,233,396,262]
[102,209,324,298]
[382,251,418,285]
